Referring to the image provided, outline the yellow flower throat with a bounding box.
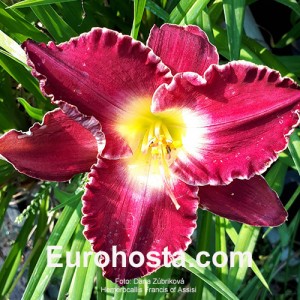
[116,99,185,209]
[141,121,183,209]
[141,121,181,162]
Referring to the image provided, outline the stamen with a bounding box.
[141,123,155,153]
[158,143,181,210]
[139,120,182,210]
[154,121,162,138]
[161,123,173,143]
[141,127,151,153]
[166,185,181,210]
[140,120,182,165]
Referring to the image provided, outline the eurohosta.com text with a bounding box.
[47,246,252,269]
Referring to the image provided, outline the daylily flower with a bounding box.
[0,24,300,282]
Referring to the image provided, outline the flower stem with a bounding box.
[215,216,228,300]
[189,210,212,299]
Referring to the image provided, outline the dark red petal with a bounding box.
[198,176,287,226]
[147,24,218,75]
[153,61,300,185]
[22,28,172,159]
[82,158,198,282]
[0,108,102,181]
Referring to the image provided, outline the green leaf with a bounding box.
[0,69,27,131]
[215,216,228,292]
[52,189,84,211]
[275,0,300,16]
[121,280,138,300]
[169,0,211,25]
[298,265,300,300]
[278,224,290,247]
[238,246,281,299]
[190,210,213,297]
[213,26,263,65]
[31,5,77,43]
[96,269,106,300]
[285,185,300,211]
[222,0,246,60]
[197,8,214,42]
[58,1,98,33]
[22,198,82,300]
[0,50,46,105]
[9,0,76,9]
[288,130,300,175]
[227,224,260,293]
[181,253,239,300]
[0,186,15,230]
[106,279,119,300]
[263,186,300,239]
[68,240,95,300]
[224,220,270,293]
[241,30,298,79]
[57,224,86,300]
[0,160,15,185]
[144,267,173,300]
[0,212,35,296]
[278,55,300,76]
[0,30,27,63]
[6,223,51,298]
[275,21,300,48]
[29,185,50,276]
[278,151,296,169]
[208,0,223,26]
[250,212,300,299]
[146,0,169,21]
[131,0,147,39]
[17,97,45,121]
[265,160,288,195]
[114,288,125,300]
[0,0,48,42]
[259,159,287,263]
[81,250,97,300]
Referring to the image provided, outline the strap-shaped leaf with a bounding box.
[0,30,27,63]
[169,0,210,25]
[288,131,300,175]
[22,198,82,300]
[131,0,147,39]
[31,5,77,42]
[181,253,239,300]
[9,0,75,9]
[222,0,246,60]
